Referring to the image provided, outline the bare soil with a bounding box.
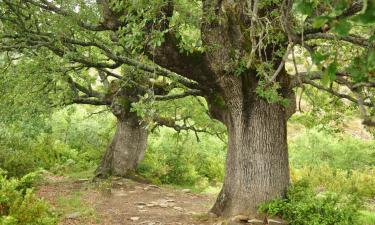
[37,176,220,225]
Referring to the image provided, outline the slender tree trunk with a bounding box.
[95,112,148,178]
[210,97,290,217]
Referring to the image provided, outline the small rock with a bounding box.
[135,202,147,205]
[77,178,89,182]
[149,184,160,189]
[159,203,168,208]
[137,205,145,209]
[173,206,183,211]
[113,191,127,197]
[130,217,140,221]
[248,218,264,225]
[146,202,157,207]
[181,189,191,193]
[268,218,288,225]
[65,212,81,219]
[231,215,248,222]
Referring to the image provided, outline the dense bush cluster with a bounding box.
[291,165,375,199]
[0,107,113,177]
[289,128,375,170]
[0,170,57,225]
[259,180,361,225]
[138,129,226,189]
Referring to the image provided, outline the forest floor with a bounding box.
[36,174,221,225]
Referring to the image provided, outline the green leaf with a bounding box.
[352,1,375,24]
[322,62,337,86]
[312,52,329,65]
[368,50,375,68]
[295,1,314,16]
[369,34,375,42]
[332,20,352,36]
[313,16,330,28]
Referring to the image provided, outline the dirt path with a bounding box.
[37,176,220,225]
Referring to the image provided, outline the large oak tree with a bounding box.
[1,0,374,218]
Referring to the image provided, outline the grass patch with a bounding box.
[56,191,97,222]
[360,210,375,225]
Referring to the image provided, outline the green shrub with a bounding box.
[259,180,362,225]
[0,106,113,178]
[291,165,375,199]
[289,129,375,170]
[138,128,226,187]
[0,170,57,225]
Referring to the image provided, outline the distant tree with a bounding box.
[0,0,374,218]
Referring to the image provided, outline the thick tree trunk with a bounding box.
[211,97,290,217]
[95,112,148,178]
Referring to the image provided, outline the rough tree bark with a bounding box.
[210,96,290,217]
[95,111,148,178]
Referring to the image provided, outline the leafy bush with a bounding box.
[0,170,57,225]
[138,128,226,188]
[289,128,375,170]
[0,106,114,178]
[291,165,375,199]
[259,180,362,225]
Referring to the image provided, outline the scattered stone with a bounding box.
[159,203,169,208]
[156,199,175,208]
[113,191,127,197]
[77,178,89,182]
[268,218,288,225]
[231,215,249,222]
[148,185,160,189]
[172,206,183,211]
[181,189,191,193]
[65,212,81,219]
[130,216,140,221]
[137,205,145,209]
[146,203,156,207]
[115,181,124,186]
[248,218,264,225]
[135,202,147,205]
